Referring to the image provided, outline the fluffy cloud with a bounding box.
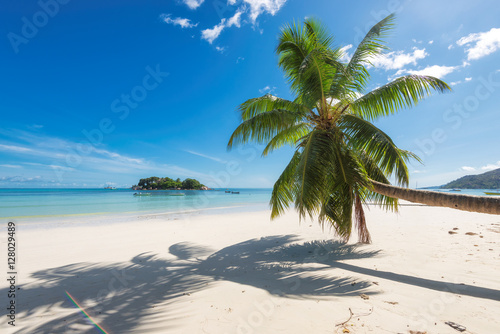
[339,44,353,63]
[370,48,428,70]
[182,0,204,10]
[456,27,500,60]
[460,166,476,172]
[201,19,226,44]
[481,161,500,171]
[200,10,242,44]
[200,0,288,45]
[227,10,243,28]
[450,77,472,86]
[243,0,288,23]
[259,85,276,94]
[160,14,198,28]
[406,65,458,79]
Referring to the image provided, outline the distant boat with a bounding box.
[484,192,500,196]
[133,193,151,196]
[104,186,116,190]
[225,190,231,193]
[449,189,461,192]
[231,191,240,194]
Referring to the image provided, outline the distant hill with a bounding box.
[441,168,500,189]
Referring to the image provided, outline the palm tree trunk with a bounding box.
[370,180,500,215]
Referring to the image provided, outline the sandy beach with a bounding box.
[1,204,499,334]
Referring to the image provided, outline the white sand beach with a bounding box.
[1,204,500,334]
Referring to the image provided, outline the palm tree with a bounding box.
[228,14,499,243]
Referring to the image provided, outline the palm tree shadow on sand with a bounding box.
[7,235,499,333]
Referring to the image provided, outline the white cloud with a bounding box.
[227,10,243,28]
[428,40,434,44]
[460,166,476,172]
[201,19,226,44]
[185,150,227,163]
[465,77,472,81]
[0,164,22,168]
[481,161,500,171]
[456,27,500,60]
[0,144,32,153]
[93,148,145,165]
[450,81,461,86]
[160,14,198,28]
[370,48,428,70]
[215,46,226,53]
[25,162,75,171]
[182,0,204,10]
[200,1,287,45]
[407,65,458,79]
[0,133,149,173]
[259,85,276,94]
[339,44,353,63]
[448,44,454,50]
[0,175,43,183]
[236,56,245,63]
[243,0,288,23]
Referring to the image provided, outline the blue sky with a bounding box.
[1,0,499,188]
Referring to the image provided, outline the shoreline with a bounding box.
[4,202,270,231]
[1,205,499,333]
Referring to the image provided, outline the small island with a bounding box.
[132,176,208,190]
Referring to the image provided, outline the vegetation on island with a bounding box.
[441,168,500,189]
[228,14,453,243]
[133,177,206,190]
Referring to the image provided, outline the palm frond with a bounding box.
[340,114,418,186]
[351,75,451,121]
[262,123,310,156]
[304,17,334,49]
[294,130,333,219]
[330,13,395,97]
[270,151,301,218]
[238,95,311,121]
[318,183,354,242]
[350,13,395,67]
[227,109,301,149]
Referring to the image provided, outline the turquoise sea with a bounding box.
[0,188,272,220]
[1,188,498,221]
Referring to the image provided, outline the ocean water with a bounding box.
[1,188,498,221]
[0,188,272,220]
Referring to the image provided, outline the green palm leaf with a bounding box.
[271,151,301,218]
[227,109,301,148]
[339,114,420,186]
[262,123,310,156]
[351,75,451,121]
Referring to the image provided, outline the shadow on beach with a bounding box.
[5,234,499,333]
